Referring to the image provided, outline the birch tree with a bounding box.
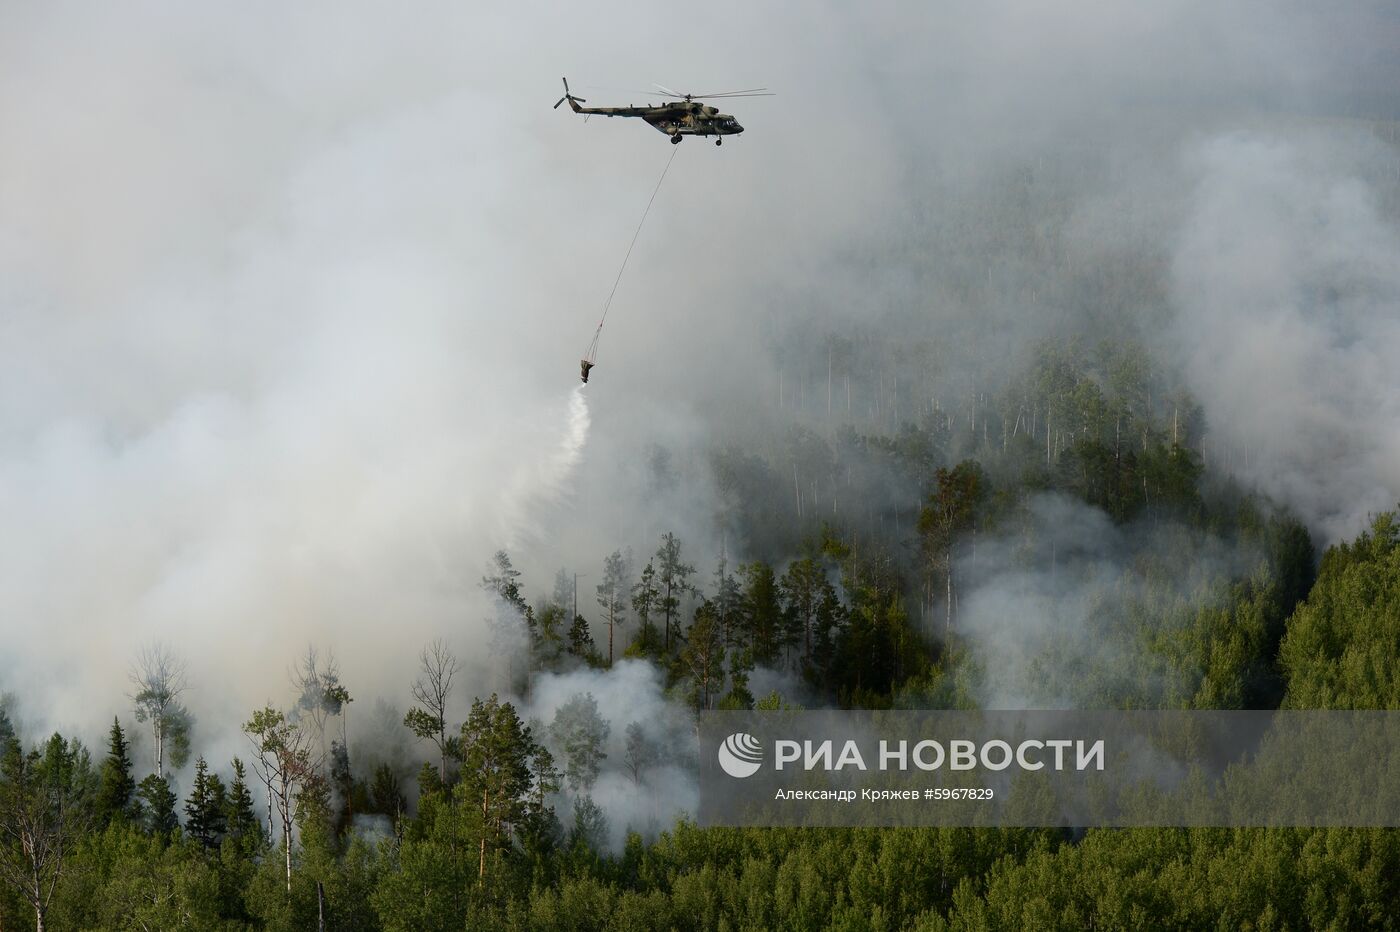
[129,644,193,779]
[243,706,321,894]
[403,639,460,785]
[0,734,94,932]
[291,646,348,764]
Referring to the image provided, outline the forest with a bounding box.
[6,0,1400,926]
[4,334,1398,931]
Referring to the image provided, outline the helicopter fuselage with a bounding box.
[567,98,744,139]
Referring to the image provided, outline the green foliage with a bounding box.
[95,718,140,827]
[4,497,1400,931]
[224,757,263,846]
[0,732,96,930]
[943,828,1400,931]
[130,646,194,776]
[460,694,548,883]
[535,601,569,669]
[679,600,727,710]
[51,823,231,931]
[402,706,448,748]
[655,531,697,654]
[138,773,179,836]
[739,560,785,666]
[547,694,610,793]
[369,762,407,827]
[6,341,1399,930]
[622,722,655,784]
[184,756,227,849]
[567,614,602,666]
[831,550,930,705]
[596,549,631,666]
[629,560,661,653]
[483,549,529,616]
[1282,511,1400,709]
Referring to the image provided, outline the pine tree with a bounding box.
[711,551,743,648]
[721,648,756,709]
[681,601,726,710]
[552,567,575,614]
[918,460,986,635]
[623,722,655,784]
[95,717,139,826]
[630,561,661,655]
[329,739,353,833]
[535,601,567,668]
[1281,511,1400,709]
[139,772,179,836]
[740,561,784,665]
[458,694,539,881]
[224,757,261,845]
[184,756,227,849]
[779,557,823,668]
[655,533,697,653]
[207,765,229,833]
[566,614,598,665]
[523,740,561,850]
[547,693,610,793]
[483,551,535,688]
[596,549,631,667]
[369,763,407,827]
[811,580,847,684]
[482,550,528,615]
[568,795,608,851]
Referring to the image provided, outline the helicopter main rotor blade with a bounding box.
[583,84,667,95]
[696,92,775,99]
[683,87,771,98]
[652,83,686,98]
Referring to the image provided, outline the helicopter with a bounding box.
[553,77,771,145]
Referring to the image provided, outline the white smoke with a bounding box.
[1,0,1395,786]
[1171,130,1400,542]
[954,494,1262,709]
[497,386,591,550]
[0,11,602,742]
[525,660,697,851]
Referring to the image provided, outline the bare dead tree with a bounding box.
[403,639,460,783]
[291,646,347,765]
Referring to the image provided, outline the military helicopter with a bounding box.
[553,77,771,145]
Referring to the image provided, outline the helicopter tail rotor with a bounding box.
[554,77,587,110]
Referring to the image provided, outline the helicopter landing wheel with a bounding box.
[670,134,681,145]
[715,137,722,146]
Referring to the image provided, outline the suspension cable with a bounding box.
[585,145,679,363]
